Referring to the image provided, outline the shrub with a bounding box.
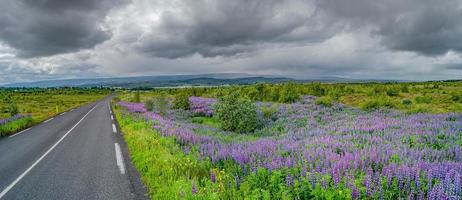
[401,85,409,93]
[386,88,399,97]
[311,83,325,96]
[215,93,260,133]
[112,96,121,102]
[172,94,190,110]
[145,99,155,111]
[261,104,279,121]
[153,95,169,116]
[402,99,412,106]
[361,100,381,111]
[133,91,141,103]
[415,96,431,104]
[451,94,460,102]
[270,88,280,102]
[315,97,333,107]
[8,103,19,117]
[279,82,300,103]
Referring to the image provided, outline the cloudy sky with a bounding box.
[1,0,462,83]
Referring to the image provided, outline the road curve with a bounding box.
[0,97,146,200]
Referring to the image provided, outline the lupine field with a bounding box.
[114,82,462,200]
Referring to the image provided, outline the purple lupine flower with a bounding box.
[364,167,373,197]
[351,185,358,200]
[0,114,32,126]
[192,181,197,194]
[210,171,216,183]
[189,97,217,116]
[286,174,294,187]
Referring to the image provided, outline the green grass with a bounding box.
[0,116,34,137]
[191,116,221,128]
[0,88,108,136]
[190,116,262,143]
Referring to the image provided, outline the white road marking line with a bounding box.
[59,112,66,116]
[111,115,114,120]
[0,106,97,199]
[112,123,117,133]
[9,128,31,138]
[43,118,54,123]
[114,143,126,174]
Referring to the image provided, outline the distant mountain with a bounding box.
[1,73,292,88]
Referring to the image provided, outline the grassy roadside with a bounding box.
[113,104,217,199]
[0,116,34,137]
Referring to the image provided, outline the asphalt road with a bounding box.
[0,97,147,200]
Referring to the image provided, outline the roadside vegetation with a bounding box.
[0,88,109,137]
[114,80,462,199]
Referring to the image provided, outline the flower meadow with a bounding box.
[117,95,462,199]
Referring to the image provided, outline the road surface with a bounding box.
[0,97,147,200]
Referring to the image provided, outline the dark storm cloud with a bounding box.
[0,0,126,58]
[136,0,462,58]
[135,0,342,58]
[316,0,462,56]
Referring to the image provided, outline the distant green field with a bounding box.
[0,88,109,136]
[118,81,462,113]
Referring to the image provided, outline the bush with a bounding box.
[153,95,169,116]
[279,82,300,103]
[112,96,121,102]
[133,91,141,103]
[401,85,409,93]
[172,94,190,110]
[361,100,381,111]
[8,103,19,117]
[386,88,399,97]
[451,94,460,102]
[315,97,333,107]
[145,99,155,111]
[402,99,412,106]
[215,93,260,133]
[415,96,431,104]
[261,104,279,121]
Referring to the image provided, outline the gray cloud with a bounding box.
[316,0,462,56]
[440,63,462,70]
[1,0,462,84]
[134,0,462,58]
[0,0,126,58]
[135,0,342,58]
